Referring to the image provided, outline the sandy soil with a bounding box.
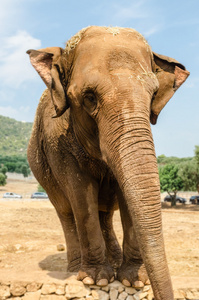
[0,179,199,289]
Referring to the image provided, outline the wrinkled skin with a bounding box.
[27,26,189,300]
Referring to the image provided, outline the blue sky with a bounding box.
[0,0,198,158]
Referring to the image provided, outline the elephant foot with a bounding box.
[117,260,150,288]
[106,244,122,271]
[67,252,81,272]
[77,264,115,286]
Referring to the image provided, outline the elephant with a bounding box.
[27,26,189,300]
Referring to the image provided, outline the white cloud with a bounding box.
[0,105,30,121]
[0,31,41,88]
[112,1,148,22]
[143,26,160,38]
[0,0,25,35]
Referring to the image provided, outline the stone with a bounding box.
[110,287,119,300]
[1,282,10,287]
[118,291,128,300]
[142,286,150,292]
[133,291,148,300]
[186,289,199,300]
[146,288,154,300]
[0,285,11,299]
[173,289,185,299]
[109,280,124,290]
[125,287,137,295]
[65,275,77,284]
[89,285,101,290]
[26,282,42,292]
[102,285,109,292]
[41,283,56,295]
[91,289,100,299]
[57,244,65,251]
[94,290,109,300]
[191,290,199,299]
[10,283,26,297]
[55,284,65,295]
[126,296,134,300]
[118,286,124,293]
[40,296,66,300]
[15,244,22,250]
[22,290,41,300]
[185,290,197,299]
[65,280,91,298]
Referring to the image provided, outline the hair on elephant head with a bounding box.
[27,26,189,300]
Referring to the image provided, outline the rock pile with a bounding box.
[0,276,199,299]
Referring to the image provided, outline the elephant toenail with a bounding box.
[133,280,144,288]
[83,277,95,285]
[97,279,108,286]
[122,279,131,287]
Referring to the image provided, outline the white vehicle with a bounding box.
[31,192,48,199]
[3,192,22,199]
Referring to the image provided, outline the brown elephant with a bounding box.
[27,26,189,300]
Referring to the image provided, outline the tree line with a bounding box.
[158,146,199,206]
[0,155,31,185]
[1,147,199,205]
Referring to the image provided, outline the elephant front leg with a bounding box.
[117,191,149,287]
[69,176,115,286]
[99,210,122,270]
[42,185,81,272]
[28,160,81,273]
[117,231,150,288]
[57,211,81,272]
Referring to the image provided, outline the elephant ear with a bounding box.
[150,52,190,125]
[27,47,69,117]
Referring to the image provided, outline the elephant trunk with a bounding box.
[98,105,174,300]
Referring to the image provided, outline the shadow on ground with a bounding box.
[38,252,75,280]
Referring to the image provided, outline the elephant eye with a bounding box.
[83,92,97,113]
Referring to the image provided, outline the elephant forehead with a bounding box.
[73,44,150,75]
[107,49,140,71]
[72,32,152,75]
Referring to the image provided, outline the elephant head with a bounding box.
[27,26,189,300]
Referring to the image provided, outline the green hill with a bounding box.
[0,115,33,156]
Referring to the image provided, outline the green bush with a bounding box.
[0,173,6,186]
[38,184,46,193]
[0,155,30,175]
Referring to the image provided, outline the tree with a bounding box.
[5,162,16,172]
[159,164,183,206]
[0,166,8,175]
[21,165,28,178]
[178,162,197,191]
[195,145,199,165]
[0,173,6,186]
[194,145,199,192]
[0,155,30,174]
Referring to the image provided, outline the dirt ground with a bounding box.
[0,179,199,289]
